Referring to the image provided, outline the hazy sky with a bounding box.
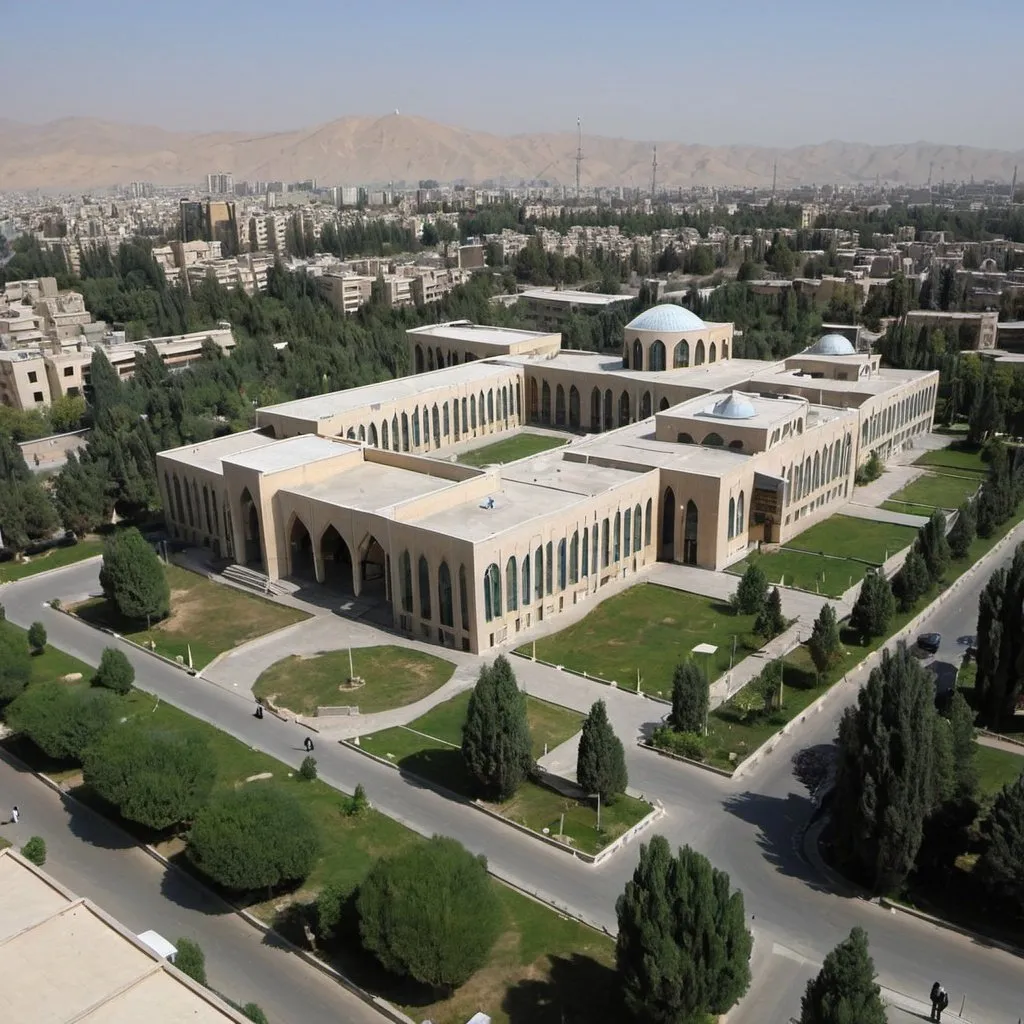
[8,0,1023,149]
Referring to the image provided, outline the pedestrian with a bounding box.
[10,806,18,825]
[255,703,264,720]
[930,982,941,1021]
[935,986,949,1022]
[303,736,314,752]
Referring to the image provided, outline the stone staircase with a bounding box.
[220,564,297,597]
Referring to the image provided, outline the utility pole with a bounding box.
[771,160,777,200]
[575,117,583,200]
[1012,164,1019,204]
[651,145,657,200]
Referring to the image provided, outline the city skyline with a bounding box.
[6,0,1023,150]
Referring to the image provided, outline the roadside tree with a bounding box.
[98,527,169,625]
[576,699,628,803]
[799,927,885,1024]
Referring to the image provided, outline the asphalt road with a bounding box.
[4,539,1024,1024]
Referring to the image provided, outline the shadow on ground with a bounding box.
[502,953,620,1024]
[61,789,136,852]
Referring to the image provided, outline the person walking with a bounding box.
[255,703,264,720]
[10,806,19,825]
[935,986,949,1022]
[303,736,314,752]
[930,982,941,1021]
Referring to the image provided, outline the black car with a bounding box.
[916,632,942,655]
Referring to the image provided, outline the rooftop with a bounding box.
[666,389,810,430]
[750,366,933,397]
[520,287,633,307]
[407,320,554,347]
[627,304,705,333]
[159,430,274,475]
[285,458,455,513]
[223,434,353,474]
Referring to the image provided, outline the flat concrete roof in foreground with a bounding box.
[407,320,554,345]
[223,434,352,474]
[285,459,456,513]
[0,849,245,1023]
[159,430,274,475]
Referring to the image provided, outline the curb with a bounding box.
[510,651,672,705]
[0,552,103,589]
[637,740,736,778]
[0,746,416,1024]
[877,897,1024,959]
[977,727,1024,750]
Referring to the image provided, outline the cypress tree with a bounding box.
[917,511,950,584]
[808,603,843,676]
[461,655,533,800]
[892,547,930,612]
[976,774,1024,916]
[831,644,945,892]
[754,586,786,639]
[615,836,752,1024]
[947,501,976,559]
[848,571,895,643]
[670,661,709,734]
[974,544,1024,728]
[99,527,170,624]
[799,927,886,1024]
[576,699,628,803]
[733,562,768,615]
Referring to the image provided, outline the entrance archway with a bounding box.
[683,500,698,565]
[240,488,261,566]
[320,525,353,591]
[660,487,676,560]
[361,535,388,600]
[288,516,314,579]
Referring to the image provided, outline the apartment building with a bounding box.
[317,271,375,315]
[517,287,634,331]
[0,350,51,408]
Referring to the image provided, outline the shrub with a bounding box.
[242,1005,269,1024]
[174,938,207,986]
[733,562,768,616]
[342,783,369,817]
[20,836,47,866]
[98,527,169,624]
[7,682,118,761]
[49,597,61,611]
[27,621,46,654]
[298,755,318,781]
[93,647,135,693]
[0,628,31,704]
[651,725,708,762]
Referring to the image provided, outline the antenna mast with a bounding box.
[771,160,777,199]
[1012,165,1019,203]
[575,117,583,199]
[651,145,658,199]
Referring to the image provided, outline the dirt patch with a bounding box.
[156,587,203,635]
[152,835,187,859]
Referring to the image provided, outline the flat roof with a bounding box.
[665,390,808,430]
[749,366,932,397]
[257,359,510,424]
[159,430,275,475]
[223,434,352,474]
[284,459,454,513]
[407,320,553,346]
[519,287,633,306]
[0,850,244,1023]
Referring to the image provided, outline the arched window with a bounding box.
[418,555,432,620]
[443,403,450,438]
[601,518,610,567]
[470,394,477,429]
[633,338,643,370]
[422,407,429,444]
[633,503,642,551]
[619,391,631,427]
[412,408,421,447]
[702,432,724,446]
[534,546,543,600]
[459,565,469,630]
[358,425,366,442]
[438,561,453,627]
[709,341,717,363]
[487,390,494,424]
[346,427,356,440]
[545,541,553,594]
[728,440,744,451]
[624,508,632,557]
[804,457,812,497]
[506,556,518,612]
[813,452,821,490]
[522,555,531,606]
[569,531,579,583]
[582,527,590,577]
[380,420,388,449]
[736,492,745,536]
[640,391,652,418]
[399,551,413,613]
[557,539,567,589]
[683,500,699,565]
[461,397,468,434]
[501,386,508,421]
[786,465,793,503]
[484,563,501,622]
[650,340,666,371]
[613,512,621,561]
[401,412,410,451]
[677,432,694,443]
[728,496,736,539]
[695,339,706,365]
[541,381,552,423]
[604,389,613,430]
[555,384,566,426]
[432,404,441,445]
[569,386,581,428]
[590,387,601,430]
[645,498,653,546]
[673,341,689,367]
[622,345,630,369]
[592,527,599,575]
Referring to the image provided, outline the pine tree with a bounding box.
[754,586,786,639]
[733,562,769,615]
[461,655,533,800]
[947,501,976,559]
[799,927,886,1024]
[946,690,978,801]
[808,603,843,677]
[974,544,1024,728]
[831,644,946,892]
[576,699,628,803]
[670,661,709,734]
[98,527,170,625]
[917,511,950,584]
[892,547,930,612]
[848,571,895,643]
[976,775,1024,916]
[88,349,125,427]
[615,836,752,1024]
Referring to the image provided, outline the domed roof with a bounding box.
[709,391,756,420]
[810,333,856,356]
[627,304,705,333]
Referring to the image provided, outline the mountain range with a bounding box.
[1,114,1021,192]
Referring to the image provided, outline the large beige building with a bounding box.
[157,309,938,654]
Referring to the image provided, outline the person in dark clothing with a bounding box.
[930,982,941,1020]
[303,736,314,752]
[255,703,264,720]
[935,986,949,1021]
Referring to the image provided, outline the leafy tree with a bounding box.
[20,836,47,867]
[187,785,319,892]
[733,562,768,616]
[808,603,843,676]
[848,571,895,643]
[615,835,752,1023]
[48,394,87,434]
[174,938,207,986]
[670,661,708,733]
[298,755,318,781]
[576,699,628,802]
[83,725,215,830]
[831,645,946,892]
[917,511,950,583]
[53,451,112,535]
[974,543,1024,727]
[947,501,976,559]
[7,681,118,761]
[892,547,930,612]
[93,647,135,694]
[242,1005,269,1023]
[799,927,885,1024]
[0,628,32,704]
[461,655,532,800]
[98,528,169,624]
[754,586,786,639]
[946,691,978,800]
[357,835,501,992]
[976,774,1024,915]
[27,621,46,654]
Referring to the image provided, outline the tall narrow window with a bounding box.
[418,555,431,620]
[545,541,553,595]
[557,539,567,590]
[522,555,531,606]
[624,508,632,557]
[582,527,590,577]
[506,556,518,612]
[534,546,543,600]
[613,512,621,561]
[601,519,610,568]
[569,531,579,584]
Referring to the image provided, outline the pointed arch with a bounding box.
[660,487,676,559]
[432,403,440,445]
[622,344,630,369]
[601,518,610,568]
[644,497,653,547]
[683,500,698,565]
[413,408,422,447]
[399,550,413,613]
[320,525,353,591]
[459,564,469,630]
[534,545,543,600]
[470,394,477,429]
[506,556,518,612]
[555,384,566,426]
[613,511,621,562]
[591,387,602,430]
[529,378,538,421]
[401,412,410,451]
[659,396,670,411]
[521,554,531,606]
[604,389,613,430]
[418,555,432,620]
[722,340,729,359]
[736,491,745,538]
[569,385,581,428]
[545,541,553,594]
[709,341,717,363]
[673,340,689,367]
[541,381,552,424]
[288,514,314,579]
[650,340,666,371]
[582,526,590,577]
[632,338,643,370]
[484,563,501,622]
[569,530,579,584]
[347,426,356,440]
[619,390,631,427]
[443,402,450,438]
[624,507,632,557]
[487,389,494,424]
[358,424,366,443]
[640,391,652,419]
[239,486,260,565]
[695,339,706,365]
[558,538,567,589]
[633,503,642,551]
[728,496,736,540]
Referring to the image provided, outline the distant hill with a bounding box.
[0,113,1021,191]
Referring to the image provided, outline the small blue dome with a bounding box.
[627,304,705,333]
[811,333,856,356]
[710,391,756,419]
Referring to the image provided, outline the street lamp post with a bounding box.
[692,642,718,736]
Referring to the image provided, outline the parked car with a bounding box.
[916,632,942,655]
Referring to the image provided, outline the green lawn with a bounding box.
[881,472,980,514]
[974,743,1024,797]
[0,539,103,583]
[459,433,566,466]
[517,584,761,694]
[0,619,93,684]
[732,549,867,598]
[253,645,455,717]
[914,443,989,476]
[358,691,648,856]
[72,564,309,669]
[784,515,918,563]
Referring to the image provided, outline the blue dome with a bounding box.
[627,304,705,333]
[710,391,756,420]
[811,333,856,356]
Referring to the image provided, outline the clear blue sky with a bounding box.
[9,0,1023,149]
